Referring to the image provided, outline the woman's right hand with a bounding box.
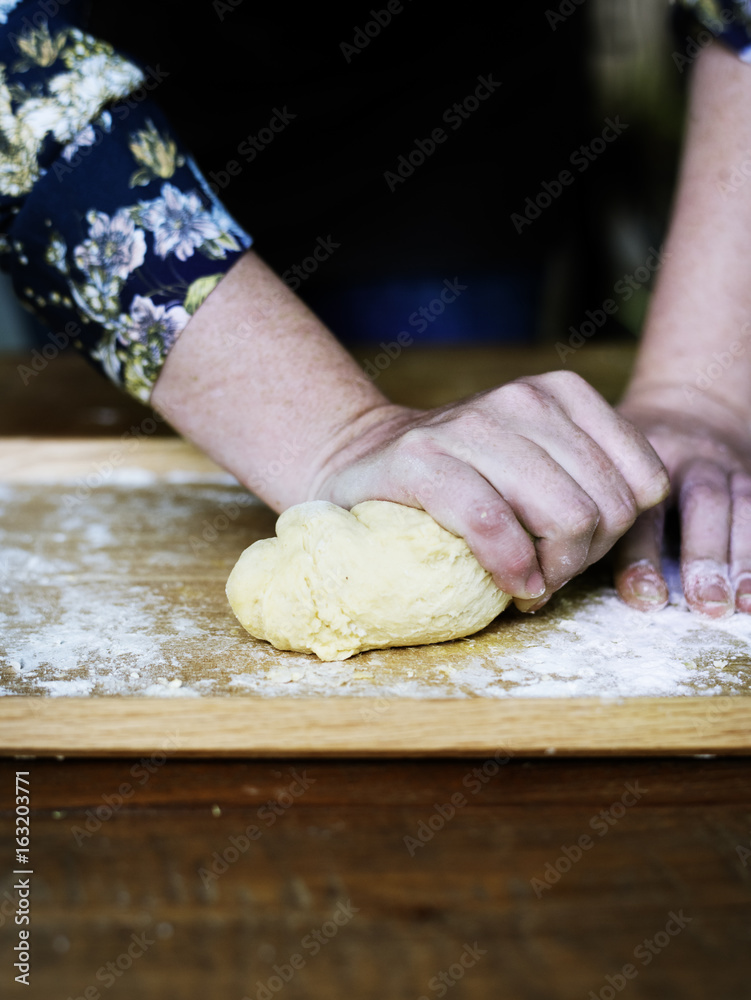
[308,370,670,609]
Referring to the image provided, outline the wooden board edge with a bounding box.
[0,436,229,481]
[0,696,749,756]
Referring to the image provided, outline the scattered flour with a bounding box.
[1,484,750,701]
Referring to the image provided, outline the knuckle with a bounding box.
[409,467,448,502]
[605,496,639,535]
[732,469,751,496]
[446,409,496,458]
[534,369,591,396]
[494,379,550,414]
[555,495,600,540]
[680,457,726,488]
[465,498,514,539]
[395,425,433,459]
[640,466,671,507]
[680,478,727,511]
[501,546,536,580]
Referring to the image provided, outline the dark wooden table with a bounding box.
[1,348,750,1000]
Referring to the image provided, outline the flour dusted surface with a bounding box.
[1,483,751,700]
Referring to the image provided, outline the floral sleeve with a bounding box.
[675,1,751,61]
[0,0,252,402]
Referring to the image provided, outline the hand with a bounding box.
[308,370,669,609]
[615,387,751,618]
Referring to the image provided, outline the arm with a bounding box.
[0,2,668,607]
[616,39,751,616]
[151,249,668,608]
[0,3,251,401]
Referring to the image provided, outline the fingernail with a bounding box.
[617,562,668,610]
[524,571,545,599]
[527,595,550,613]
[634,576,665,601]
[697,580,731,603]
[683,560,733,618]
[735,574,751,613]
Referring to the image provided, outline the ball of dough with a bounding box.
[226,500,511,661]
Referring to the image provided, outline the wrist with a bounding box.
[303,402,420,505]
[620,377,751,437]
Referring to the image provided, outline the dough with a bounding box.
[226,500,511,661]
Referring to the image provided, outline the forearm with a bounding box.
[624,41,751,417]
[149,250,408,510]
[151,253,667,606]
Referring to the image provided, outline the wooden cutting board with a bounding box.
[1,437,750,756]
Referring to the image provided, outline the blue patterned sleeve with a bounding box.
[675,1,751,62]
[0,0,252,401]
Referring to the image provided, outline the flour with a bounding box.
[1,484,750,701]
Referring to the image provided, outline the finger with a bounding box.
[445,433,611,610]
[521,419,640,572]
[409,456,546,600]
[730,470,751,613]
[491,446,602,613]
[613,504,669,611]
[493,377,663,572]
[678,459,733,618]
[446,408,639,593]
[532,371,671,510]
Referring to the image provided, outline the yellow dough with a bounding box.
[226,500,511,661]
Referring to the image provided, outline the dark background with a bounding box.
[0,0,688,350]
[85,0,670,346]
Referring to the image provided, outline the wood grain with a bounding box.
[2,695,751,756]
[1,466,750,756]
[1,756,749,1000]
[3,347,751,756]
[2,351,751,1000]
[0,436,226,480]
